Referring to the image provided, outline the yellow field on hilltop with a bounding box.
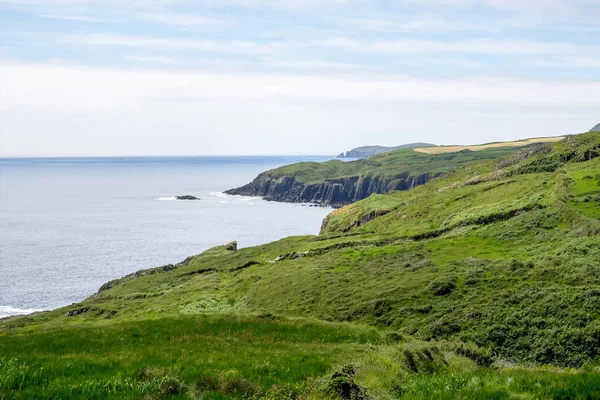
[414,136,565,154]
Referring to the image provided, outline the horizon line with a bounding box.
[0,154,337,159]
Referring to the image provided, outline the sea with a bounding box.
[0,156,333,318]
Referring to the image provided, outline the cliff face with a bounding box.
[225,141,534,207]
[224,172,440,207]
[591,123,600,132]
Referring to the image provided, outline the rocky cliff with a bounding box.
[226,143,534,207]
[590,123,600,132]
[224,171,440,207]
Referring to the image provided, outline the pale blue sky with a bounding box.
[0,0,599,156]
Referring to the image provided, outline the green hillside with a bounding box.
[1,132,600,399]
[273,146,516,183]
[225,145,534,207]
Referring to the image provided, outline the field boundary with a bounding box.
[414,136,565,154]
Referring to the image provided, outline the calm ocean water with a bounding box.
[0,156,333,318]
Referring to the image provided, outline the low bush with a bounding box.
[427,280,456,296]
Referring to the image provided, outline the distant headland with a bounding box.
[337,143,435,159]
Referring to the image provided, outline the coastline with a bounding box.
[0,306,47,319]
[0,157,334,319]
[1,190,332,319]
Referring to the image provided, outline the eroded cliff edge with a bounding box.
[224,171,438,207]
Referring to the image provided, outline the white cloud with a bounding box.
[0,61,598,157]
[36,13,104,22]
[0,0,179,5]
[1,0,599,157]
[482,0,577,13]
[124,55,183,65]
[122,54,361,70]
[319,37,600,57]
[330,16,488,33]
[57,33,279,54]
[5,62,598,110]
[215,0,362,8]
[523,56,600,69]
[259,58,358,70]
[139,13,229,28]
[45,32,600,64]
[0,0,360,9]
[0,0,188,20]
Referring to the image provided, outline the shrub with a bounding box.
[325,365,370,400]
[454,344,494,367]
[428,318,461,338]
[220,377,257,396]
[384,331,405,343]
[403,350,419,373]
[159,377,184,395]
[427,280,456,296]
[416,304,433,314]
[195,374,259,397]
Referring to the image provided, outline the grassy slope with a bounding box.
[1,132,599,399]
[261,146,527,184]
[413,136,564,154]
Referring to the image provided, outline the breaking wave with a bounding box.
[0,306,45,318]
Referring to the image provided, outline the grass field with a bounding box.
[413,136,565,154]
[0,315,381,399]
[4,315,600,399]
[3,315,600,399]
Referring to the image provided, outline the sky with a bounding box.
[0,0,599,157]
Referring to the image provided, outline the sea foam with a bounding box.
[0,306,45,318]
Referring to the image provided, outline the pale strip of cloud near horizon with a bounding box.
[46,33,600,59]
[0,0,598,157]
[36,14,104,22]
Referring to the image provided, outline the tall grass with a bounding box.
[0,315,379,399]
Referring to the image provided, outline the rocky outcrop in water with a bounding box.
[225,172,440,207]
[176,195,201,200]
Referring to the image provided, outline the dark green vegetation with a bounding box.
[225,145,528,207]
[1,132,600,399]
[337,143,435,159]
